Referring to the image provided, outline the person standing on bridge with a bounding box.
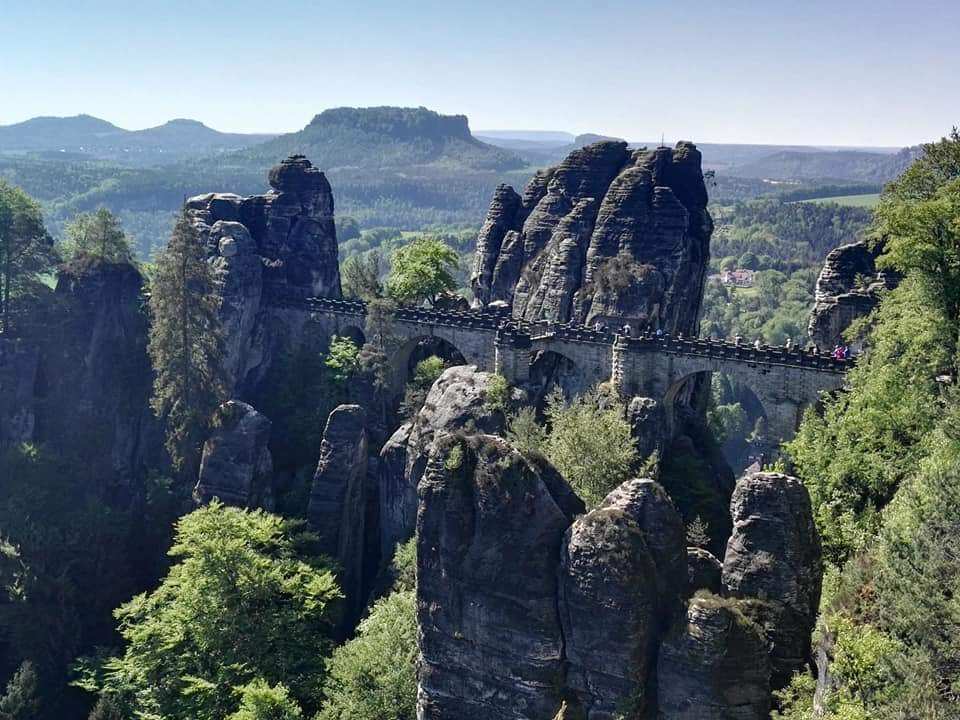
[754,338,762,350]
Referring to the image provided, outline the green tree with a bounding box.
[738,251,759,270]
[324,336,361,385]
[63,208,133,264]
[79,503,342,720]
[542,389,638,507]
[318,541,417,720]
[0,661,39,720]
[147,209,227,472]
[341,251,383,300]
[385,236,459,307]
[400,355,445,418]
[228,680,303,720]
[0,181,55,333]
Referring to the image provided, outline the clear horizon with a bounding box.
[2,0,957,147]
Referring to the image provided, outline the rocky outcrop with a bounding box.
[471,141,712,335]
[378,365,508,558]
[416,433,584,720]
[558,479,685,717]
[627,396,666,460]
[687,548,724,595]
[808,240,897,350]
[37,261,159,481]
[0,339,39,448]
[722,472,822,687]
[186,155,341,394]
[657,595,771,720]
[195,401,273,508]
[308,404,368,619]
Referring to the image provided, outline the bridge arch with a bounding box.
[530,349,589,401]
[388,334,470,398]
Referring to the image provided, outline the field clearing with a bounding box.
[800,192,881,208]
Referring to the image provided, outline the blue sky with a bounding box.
[1,0,957,146]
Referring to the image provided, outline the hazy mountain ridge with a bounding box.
[0,114,276,164]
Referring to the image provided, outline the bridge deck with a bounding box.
[267,293,853,375]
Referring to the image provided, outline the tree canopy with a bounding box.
[78,503,342,720]
[385,236,460,307]
[0,181,55,333]
[62,208,133,264]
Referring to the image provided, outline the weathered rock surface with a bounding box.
[558,479,685,718]
[722,471,822,687]
[378,365,508,558]
[808,240,897,350]
[308,404,368,619]
[195,400,273,507]
[0,339,39,448]
[687,547,724,595]
[471,141,713,335]
[39,261,160,481]
[416,433,583,720]
[657,595,771,720]
[186,155,341,394]
[627,396,666,459]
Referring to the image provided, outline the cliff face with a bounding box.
[808,240,897,350]
[471,141,713,334]
[186,155,341,394]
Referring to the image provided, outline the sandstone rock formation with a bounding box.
[471,141,713,335]
[627,396,666,459]
[308,404,368,619]
[657,595,771,720]
[558,479,685,717]
[722,471,822,687]
[688,547,724,595]
[0,339,39,448]
[378,365,508,558]
[808,240,897,350]
[187,154,340,298]
[39,261,159,481]
[195,400,273,507]
[186,155,341,393]
[416,433,583,720]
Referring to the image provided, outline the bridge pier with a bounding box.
[494,328,532,384]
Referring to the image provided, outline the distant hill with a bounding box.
[0,114,275,164]
[729,147,917,182]
[232,106,525,172]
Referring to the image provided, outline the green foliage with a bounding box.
[541,389,638,507]
[0,444,176,717]
[147,208,226,472]
[227,680,303,720]
[506,406,549,455]
[324,336,361,385]
[0,661,39,720]
[385,236,460,307]
[62,208,133,264]
[81,502,342,719]
[318,592,417,720]
[0,180,55,333]
[685,516,711,549]
[340,251,383,300]
[400,355,446,419]
[484,373,511,412]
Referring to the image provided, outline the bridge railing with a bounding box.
[260,291,853,373]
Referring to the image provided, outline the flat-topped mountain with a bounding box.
[230,106,525,172]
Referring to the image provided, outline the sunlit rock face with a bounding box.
[808,239,897,350]
[471,140,713,336]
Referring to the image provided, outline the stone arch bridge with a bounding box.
[270,294,851,450]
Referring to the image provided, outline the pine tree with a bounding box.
[0,661,39,720]
[147,209,226,473]
[0,181,55,334]
[63,208,133,264]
